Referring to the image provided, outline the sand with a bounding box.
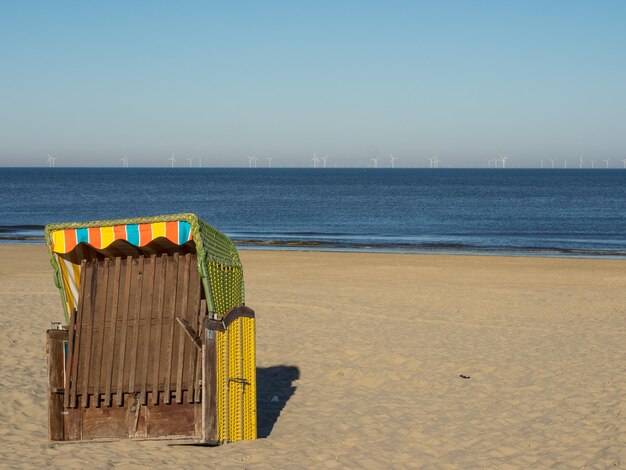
[1,245,625,468]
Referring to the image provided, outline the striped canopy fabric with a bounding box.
[50,221,192,253]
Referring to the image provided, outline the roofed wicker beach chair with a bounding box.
[44,213,256,445]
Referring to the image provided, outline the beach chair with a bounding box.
[44,214,256,445]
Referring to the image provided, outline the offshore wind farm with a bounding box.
[36,151,626,169]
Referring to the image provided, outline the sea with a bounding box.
[1,168,625,258]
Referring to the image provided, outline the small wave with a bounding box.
[0,225,46,243]
[232,238,626,258]
[0,224,45,233]
[229,230,357,238]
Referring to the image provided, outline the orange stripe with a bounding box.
[88,227,101,248]
[114,224,126,241]
[139,223,151,246]
[165,221,178,244]
[65,229,77,252]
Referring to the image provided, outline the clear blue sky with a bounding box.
[1,1,625,167]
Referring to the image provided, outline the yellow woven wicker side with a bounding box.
[241,316,257,440]
[208,259,256,443]
[218,316,256,442]
[228,318,243,440]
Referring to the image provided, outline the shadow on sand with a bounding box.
[256,365,300,438]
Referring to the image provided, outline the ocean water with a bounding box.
[0,168,625,257]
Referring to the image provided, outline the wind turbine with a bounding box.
[168,153,176,167]
[120,155,129,167]
[319,155,327,168]
[198,156,202,168]
[564,159,567,169]
[579,155,584,168]
[604,158,610,168]
[433,156,440,168]
[591,160,595,169]
[389,154,398,168]
[247,155,258,167]
[428,157,435,168]
[266,156,273,168]
[549,158,555,169]
[500,155,509,169]
[621,158,626,169]
[47,153,57,168]
[312,153,320,168]
[186,156,194,168]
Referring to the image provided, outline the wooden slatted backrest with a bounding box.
[64,253,204,409]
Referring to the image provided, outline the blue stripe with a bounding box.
[76,228,89,244]
[179,221,191,244]
[126,224,139,246]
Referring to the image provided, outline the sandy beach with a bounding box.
[1,245,625,468]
